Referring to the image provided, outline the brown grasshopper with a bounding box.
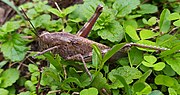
[22,5,177,80]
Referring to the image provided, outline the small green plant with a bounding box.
[0,69,20,95]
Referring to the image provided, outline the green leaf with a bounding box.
[68,67,80,79]
[0,88,9,95]
[92,49,99,69]
[17,77,27,87]
[144,55,157,63]
[164,56,180,75]
[129,47,143,65]
[126,14,142,19]
[34,1,50,13]
[0,21,21,33]
[65,25,72,33]
[26,8,38,19]
[137,69,152,83]
[44,20,64,32]
[31,72,39,84]
[123,20,138,29]
[19,2,33,9]
[60,93,70,95]
[102,43,126,65]
[79,72,92,87]
[41,67,61,86]
[163,65,176,76]
[168,88,177,95]
[92,44,102,69]
[60,74,91,90]
[61,77,82,89]
[153,62,165,71]
[98,20,124,42]
[117,57,129,66]
[112,89,119,95]
[143,17,157,26]
[147,17,157,26]
[137,4,158,14]
[114,75,132,95]
[113,0,140,17]
[173,20,180,27]
[139,65,150,73]
[125,25,140,40]
[169,13,180,20]
[142,18,148,25]
[1,33,29,62]
[0,69,3,75]
[44,53,62,72]
[0,68,20,88]
[32,14,51,28]
[142,61,154,67]
[168,0,177,2]
[156,34,178,48]
[159,9,171,33]
[140,29,156,40]
[155,75,175,87]
[69,18,83,23]
[80,87,98,95]
[108,66,142,88]
[17,91,31,95]
[28,64,38,73]
[160,44,180,57]
[0,61,8,69]
[7,86,15,95]
[63,5,77,16]
[149,90,164,95]
[90,72,110,94]
[48,8,63,17]
[135,83,152,94]
[103,65,109,74]
[25,80,36,91]
[133,82,146,93]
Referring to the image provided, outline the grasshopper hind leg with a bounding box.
[67,54,92,81]
[35,46,93,81]
[34,45,61,57]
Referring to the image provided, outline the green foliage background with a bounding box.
[0,0,180,95]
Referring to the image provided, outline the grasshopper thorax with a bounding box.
[39,31,74,46]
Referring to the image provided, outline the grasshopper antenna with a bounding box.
[21,8,40,38]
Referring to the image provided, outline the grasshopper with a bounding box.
[22,5,178,80]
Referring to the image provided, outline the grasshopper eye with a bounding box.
[39,32,52,43]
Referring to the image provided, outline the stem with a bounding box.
[36,66,42,95]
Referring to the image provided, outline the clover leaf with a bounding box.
[108,66,142,88]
